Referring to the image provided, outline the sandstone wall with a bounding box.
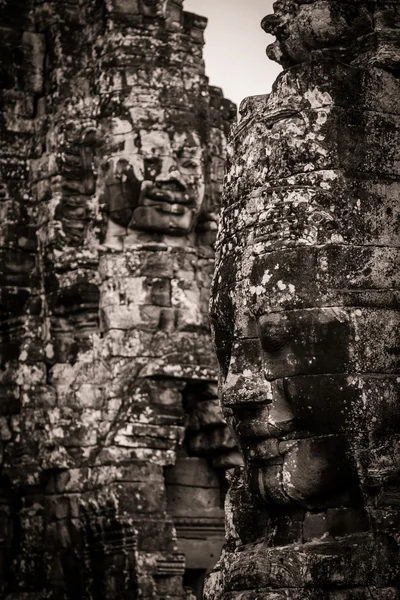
[0,1,239,598]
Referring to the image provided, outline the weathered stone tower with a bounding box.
[0,1,239,598]
[208,1,400,598]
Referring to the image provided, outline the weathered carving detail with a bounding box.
[208,2,400,598]
[101,123,206,248]
[0,1,239,598]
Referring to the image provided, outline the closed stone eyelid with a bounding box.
[258,317,290,352]
[260,333,289,353]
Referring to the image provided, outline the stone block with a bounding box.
[100,303,162,331]
[165,457,221,488]
[135,517,176,552]
[22,32,45,94]
[188,427,237,456]
[186,399,225,431]
[166,485,223,519]
[107,0,140,15]
[110,481,167,514]
[178,537,224,570]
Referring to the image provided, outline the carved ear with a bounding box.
[80,127,99,195]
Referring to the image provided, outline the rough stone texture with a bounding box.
[208,2,400,599]
[0,1,240,598]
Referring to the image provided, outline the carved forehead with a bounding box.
[211,278,256,341]
[103,119,204,159]
[221,69,400,246]
[214,242,400,317]
[140,129,203,156]
[217,85,400,312]
[170,130,203,153]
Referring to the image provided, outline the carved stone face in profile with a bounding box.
[101,120,206,244]
[211,75,400,513]
[212,284,364,510]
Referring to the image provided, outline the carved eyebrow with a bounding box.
[212,320,233,381]
[180,158,199,167]
[176,142,203,152]
[144,156,162,163]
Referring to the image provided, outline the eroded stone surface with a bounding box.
[208,2,400,599]
[0,1,239,598]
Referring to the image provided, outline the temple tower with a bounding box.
[0,1,239,598]
[208,1,400,598]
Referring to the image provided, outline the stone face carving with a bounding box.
[220,302,361,509]
[0,1,240,599]
[208,2,400,598]
[102,123,206,245]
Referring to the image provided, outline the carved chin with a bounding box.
[246,435,357,509]
[248,461,292,506]
[129,206,195,235]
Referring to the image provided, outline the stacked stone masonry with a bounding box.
[0,1,240,599]
[207,1,400,599]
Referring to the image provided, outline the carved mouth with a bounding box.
[243,438,283,463]
[142,188,197,217]
[150,201,187,215]
[243,437,303,466]
[236,420,296,439]
[234,420,298,463]
[230,380,298,460]
[146,187,195,206]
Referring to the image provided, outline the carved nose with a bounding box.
[222,372,273,407]
[226,377,296,439]
[156,166,186,189]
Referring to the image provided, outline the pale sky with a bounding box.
[183,0,282,107]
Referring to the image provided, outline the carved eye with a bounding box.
[258,313,289,352]
[144,157,162,180]
[115,159,131,174]
[181,160,198,169]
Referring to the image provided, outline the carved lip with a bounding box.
[235,419,295,440]
[146,187,195,206]
[236,420,298,463]
[244,439,282,463]
[244,437,300,464]
[149,201,187,215]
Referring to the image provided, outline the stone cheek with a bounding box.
[0,0,239,598]
[209,2,400,598]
